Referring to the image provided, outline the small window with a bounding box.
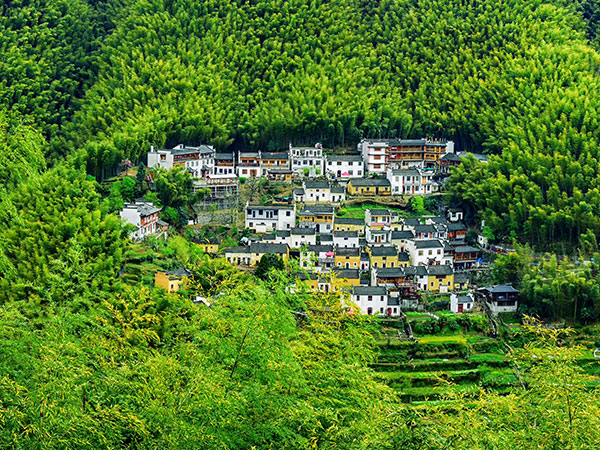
[368,295,372,302]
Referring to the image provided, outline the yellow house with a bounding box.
[347,178,391,196]
[225,243,289,267]
[191,237,219,254]
[155,268,191,293]
[365,209,392,230]
[334,217,365,234]
[426,265,454,293]
[331,268,361,289]
[295,271,319,290]
[368,246,400,269]
[335,247,361,269]
[298,205,335,233]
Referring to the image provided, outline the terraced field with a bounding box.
[372,330,519,404]
[373,319,600,405]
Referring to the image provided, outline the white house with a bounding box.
[290,143,325,177]
[261,230,291,246]
[300,244,335,272]
[290,227,317,248]
[406,239,445,266]
[325,154,364,180]
[352,286,388,316]
[245,203,296,233]
[479,285,519,315]
[333,230,360,248]
[450,293,475,314]
[358,139,390,175]
[294,181,346,203]
[213,153,236,176]
[147,144,215,178]
[120,202,162,239]
[391,230,415,252]
[387,168,438,195]
[365,226,392,245]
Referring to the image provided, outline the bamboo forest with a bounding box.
[2,0,600,448]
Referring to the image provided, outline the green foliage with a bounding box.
[160,206,178,225]
[106,181,125,212]
[493,247,600,321]
[384,320,600,449]
[0,165,127,304]
[119,176,136,202]
[255,253,285,280]
[0,0,101,159]
[409,197,425,216]
[0,111,46,191]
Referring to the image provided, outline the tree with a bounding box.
[409,197,425,216]
[255,254,285,280]
[120,176,136,202]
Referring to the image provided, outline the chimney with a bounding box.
[150,145,155,152]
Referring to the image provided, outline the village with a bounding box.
[118,138,518,319]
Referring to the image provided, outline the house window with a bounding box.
[368,296,372,302]
[367,307,373,315]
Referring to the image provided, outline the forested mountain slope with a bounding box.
[69,0,592,167]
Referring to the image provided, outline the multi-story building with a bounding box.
[365,209,392,229]
[154,268,191,293]
[147,144,215,178]
[331,268,361,289]
[406,239,445,266]
[478,285,519,314]
[371,267,419,301]
[325,154,364,180]
[261,230,291,246]
[297,205,335,233]
[438,152,462,174]
[120,201,162,239]
[413,224,437,240]
[390,230,414,252]
[424,265,454,293]
[260,152,290,171]
[237,152,262,178]
[358,139,391,175]
[192,174,239,210]
[290,143,325,177]
[359,138,454,174]
[387,168,438,195]
[245,203,296,232]
[214,153,235,176]
[387,139,453,170]
[453,245,480,270]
